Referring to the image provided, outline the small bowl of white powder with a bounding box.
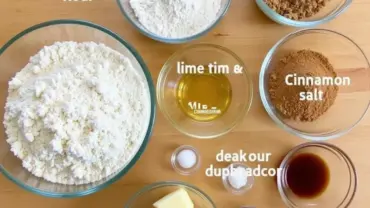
[171,145,201,175]
[117,0,232,43]
[0,20,155,197]
[222,163,255,195]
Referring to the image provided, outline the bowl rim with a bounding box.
[123,181,217,208]
[255,0,352,27]
[156,43,254,139]
[259,28,370,141]
[277,142,358,208]
[116,0,232,44]
[0,19,156,198]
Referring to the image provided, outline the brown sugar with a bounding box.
[268,49,338,122]
[264,0,329,20]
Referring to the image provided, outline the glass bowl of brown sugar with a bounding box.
[255,0,352,27]
[259,29,370,141]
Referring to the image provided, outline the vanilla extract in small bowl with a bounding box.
[278,142,357,208]
[286,153,330,198]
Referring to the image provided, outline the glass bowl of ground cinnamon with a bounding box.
[255,0,352,27]
[260,29,370,141]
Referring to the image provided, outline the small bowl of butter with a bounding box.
[157,44,253,139]
[124,181,216,208]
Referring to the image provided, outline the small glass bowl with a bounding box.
[255,0,352,27]
[259,29,370,141]
[222,163,254,195]
[278,142,357,208]
[157,44,253,139]
[171,145,201,175]
[124,181,216,208]
[116,0,231,44]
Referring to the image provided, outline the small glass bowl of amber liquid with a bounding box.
[157,44,253,139]
[278,142,357,208]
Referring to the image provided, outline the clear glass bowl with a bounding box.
[255,0,352,27]
[222,163,254,195]
[124,181,216,208]
[157,44,253,139]
[0,20,156,198]
[171,145,201,175]
[116,0,231,44]
[259,29,370,141]
[278,142,357,208]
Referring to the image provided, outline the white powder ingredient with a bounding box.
[176,149,197,169]
[228,166,248,189]
[4,41,150,185]
[129,0,222,38]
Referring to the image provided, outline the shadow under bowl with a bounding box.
[157,44,253,139]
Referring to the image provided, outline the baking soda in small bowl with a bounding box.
[222,163,254,195]
[228,166,249,189]
[177,149,197,169]
[171,145,201,175]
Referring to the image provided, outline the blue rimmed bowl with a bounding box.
[255,0,352,27]
[0,19,156,198]
[117,0,231,44]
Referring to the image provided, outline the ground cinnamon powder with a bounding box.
[264,0,329,20]
[268,49,338,122]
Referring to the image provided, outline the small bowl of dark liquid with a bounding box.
[278,142,357,208]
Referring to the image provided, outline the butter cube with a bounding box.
[153,188,194,208]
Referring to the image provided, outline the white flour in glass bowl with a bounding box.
[3,41,150,185]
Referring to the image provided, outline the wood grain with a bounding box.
[1,0,370,208]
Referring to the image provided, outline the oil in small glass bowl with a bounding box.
[157,44,253,139]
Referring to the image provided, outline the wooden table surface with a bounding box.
[1,0,370,207]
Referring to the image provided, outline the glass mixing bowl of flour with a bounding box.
[117,0,231,43]
[0,20,156,197]
[260,29,370,141]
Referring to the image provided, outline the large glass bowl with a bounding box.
[124,181,216,208]
[278,142,357,208]
[259,29,370,141]
[255,0,352,27]
[0,20,156,198]
[116,0,231,44]
[157,44,253,139]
